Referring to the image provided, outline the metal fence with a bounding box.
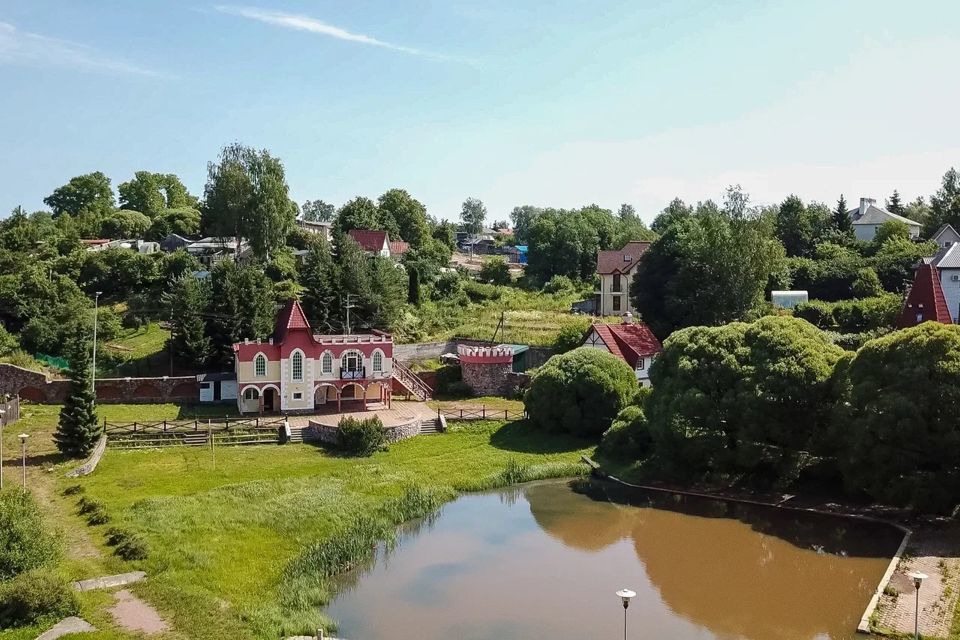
[103,416,285,449]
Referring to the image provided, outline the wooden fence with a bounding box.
[103,416,285,450]
[0,396,19,425]
[436,406,527,422]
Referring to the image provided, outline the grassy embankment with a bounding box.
[3,402,592,639]
[98,322,171,377]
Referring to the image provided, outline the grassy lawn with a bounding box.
[99,322,171,377]
[4,402,593,640]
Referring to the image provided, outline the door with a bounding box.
[264,388,277,412]
[199,382,214,403]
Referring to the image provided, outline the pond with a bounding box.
[326,480,903,640]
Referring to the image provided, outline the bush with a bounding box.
[105,526,148,559]
[78,497,110,525]
[0,490,60,581]
[434,365,463,395]
[62,484,84,497]
[552,323,587,354]
[477,258,511,285]
[462,280,502,303]
[851,267,883,298]
[0,570,79,629]
[794,294,900,334]
[337,416,387,456]
[542,274,576,295]
[525,347,638,438]
[599,405,653,459]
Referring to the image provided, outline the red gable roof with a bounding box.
[588,322,662,368]
[273,299,313,342]
[596,241,651,275]
[389,240,409,256]
[896,264,953,328]
[348,229,389,253]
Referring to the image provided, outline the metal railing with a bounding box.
[392,361,432,401]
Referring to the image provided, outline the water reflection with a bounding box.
[326,480,901,640]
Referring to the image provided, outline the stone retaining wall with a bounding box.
[304,417,421,445]
[0,364,198,404]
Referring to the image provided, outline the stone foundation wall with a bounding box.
[0,364,199,404]
[461,361,513,396]
[303,417,421,444]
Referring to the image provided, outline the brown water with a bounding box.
[326,480,903,640]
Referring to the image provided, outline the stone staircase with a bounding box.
[288,426,304,444]
[392,361,432,401]
[418,417,442,435]
[181,433,209,447]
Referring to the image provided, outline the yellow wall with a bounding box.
[237,357,280,382]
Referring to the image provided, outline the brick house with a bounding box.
[233,299,396,414]
[595,241,650,316]
[581,320,662,387]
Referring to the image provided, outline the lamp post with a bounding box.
[0,409,5,490]
[908,571,927,640]
[17,433,28,488]
[616,588,636,640]
[92,291,102,397]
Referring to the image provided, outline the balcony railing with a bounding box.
[340,367,366,380]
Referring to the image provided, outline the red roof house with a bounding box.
[348,230,391,257]
[581,320,662,386]
[896,264,953,328]
[388,240,410,257]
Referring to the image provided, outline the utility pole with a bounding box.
[92,291,102,397]
[344,293,356,335]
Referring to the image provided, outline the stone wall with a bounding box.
[0,364,199,404]
[303,417,421,445]
[393,339,553,370]
[462,361,514,396]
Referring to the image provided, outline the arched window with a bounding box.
[243,387,260,400]
[373,350,383,373]
[341,350,362,378]
[321,352,333,374]
[292,351,303,381]
[254,354,266,377]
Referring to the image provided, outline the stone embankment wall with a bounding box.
[394,338,553,369]
[303,418,421,444]
[0,364,198,404]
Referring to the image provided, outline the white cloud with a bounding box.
[0,21,163,77]
[215,5,465,62]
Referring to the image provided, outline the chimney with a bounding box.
[859,197,875,218]
[268,337,273,345]
[623,312,634,324]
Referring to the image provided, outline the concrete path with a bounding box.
[109,589,169,635]
[73,570,146,592]
[873,524,960,637]
[35,616,96,640]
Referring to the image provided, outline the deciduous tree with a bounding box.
[460,197,486,235]
[43,172,114,218]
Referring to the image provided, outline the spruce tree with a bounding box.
[164,274,212,369]
[887,190,905,216]
[300,239,339,331]
[832,195,852,234]
[55,331,101,457]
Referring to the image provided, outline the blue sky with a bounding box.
[2,0,960,222]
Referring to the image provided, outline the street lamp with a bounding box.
[908,571,927,640]
[92,291,102,398]
[0,409,5,490]
[616,588,636,640]
[17,433,28,488]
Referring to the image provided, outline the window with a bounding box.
[293,392,303,400]
[341,351,363,379]
[612,296,622,311]
[636,358,645,371]
[373,351,383,373]
[612,274,621,292]
[292,351,303,381]
[321,352,333,374]
[254,354,266,377]
[243,388,259,400]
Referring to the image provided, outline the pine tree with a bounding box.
[55,331,101,457]
[832,194,852,234]
[887,190,905,216]
[164,274,211,369]
[407,265,421,306]
[300,239,339,331]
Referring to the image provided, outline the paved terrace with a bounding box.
[291,400,435,428]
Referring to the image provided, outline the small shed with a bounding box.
[771,290,809,309]
[197,372,237,403]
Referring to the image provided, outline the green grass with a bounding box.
[104,323,170,361]
[99,322,171,377]
[11,403,593,640]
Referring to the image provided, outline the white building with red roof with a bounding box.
[348,229,392,258]
[233,299,397,414]
[595,241,650,316]
[581,319,662,387]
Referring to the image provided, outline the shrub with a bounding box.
[337,416,387,456]
[62,484,84,497]
[599,405,653,459]
[434,365,463,395]
[552,323,587,354]
[78,497,110,525]
[477,258,511,285]
[525,347,637,438]
[851,267,883,298]
[462,280,502,303]
[114,534,149,561]
[794,294,901,334]
[0,570,79,629]
[542,274,575,295]
[0,490,60,581]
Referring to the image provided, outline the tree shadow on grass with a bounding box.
[488,420,592,455]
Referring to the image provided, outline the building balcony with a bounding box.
[340,367,366,380]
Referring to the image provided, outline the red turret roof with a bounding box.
[896,264,953,328]
[273,299,313,342]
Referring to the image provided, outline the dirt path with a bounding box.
[109,589,170,635]
[873,523,960,637]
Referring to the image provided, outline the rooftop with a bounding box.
[596,241,651,275]
[588,321,662,367]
